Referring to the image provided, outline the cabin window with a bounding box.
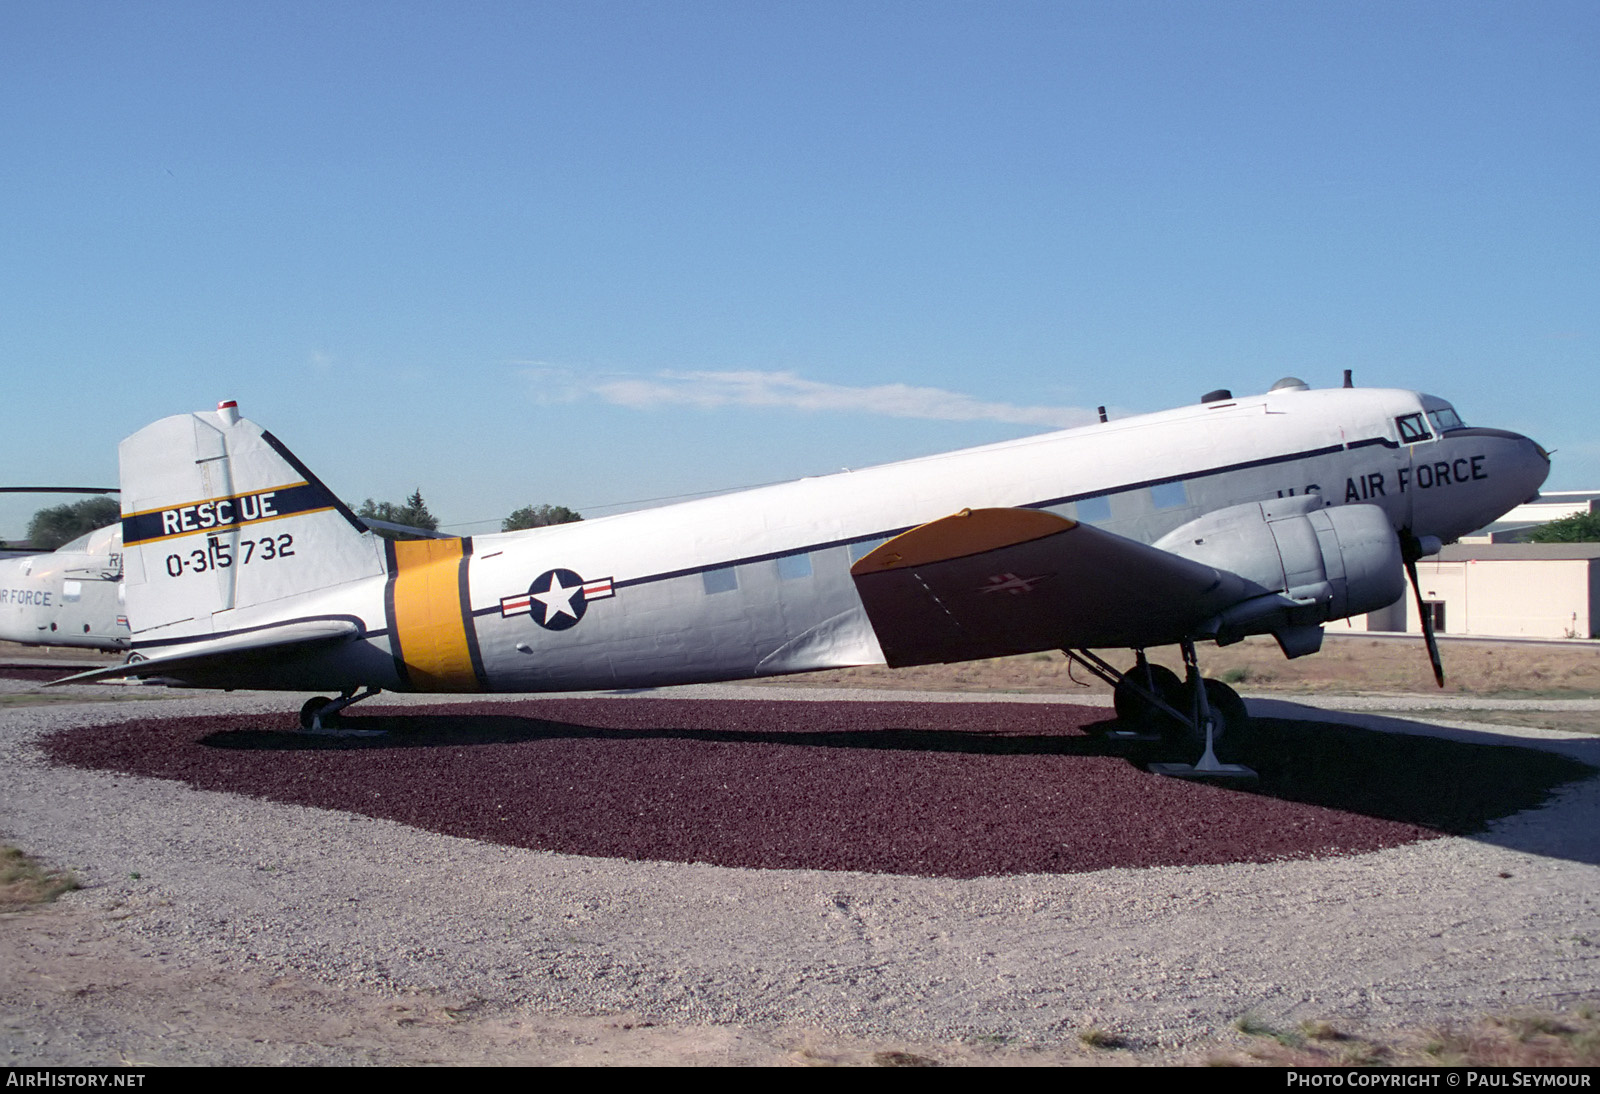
[1395,413,1432,443]
[62,580,82,603]
[1074,496,1112,523]
[1427,407,1465,433]
[702,567,738,595]
[776,553,812,580]
[1150,482,1187,510]
[847,538,886,562]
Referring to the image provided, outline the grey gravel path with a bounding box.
[3,682,1598,1057]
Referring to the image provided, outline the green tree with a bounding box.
[1525,510,1600,544]
[502,504,583,531]
[26,497,122,550]
[357,490,440,539]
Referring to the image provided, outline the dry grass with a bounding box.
[9,637,1597,699]
[0,640,122,663]
[870,1050,941,1067]
[0,691,167,708]
[1078,1027,1127,1050]
[1406,709,1600,736]
[1212,1007,1600,1067]
[762,636,1600,698]
[0,845,81,911]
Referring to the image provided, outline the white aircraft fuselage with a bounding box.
[108,382,1548,696]
[0,525,128,651]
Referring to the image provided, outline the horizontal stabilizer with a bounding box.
[45,619,360,687]
[850,507,1249,666]
[358,517,454,540]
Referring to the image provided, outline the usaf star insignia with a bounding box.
[979,572,1047,595]
[500,569,615,630]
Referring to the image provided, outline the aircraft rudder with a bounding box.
[118,403,386,638]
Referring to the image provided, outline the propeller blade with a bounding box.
[1403,549,1445,688]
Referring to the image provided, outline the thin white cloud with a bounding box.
[518,365,1096,428]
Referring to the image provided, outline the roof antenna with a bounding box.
[1343,369,1353,388]
[1097,405,1108,423]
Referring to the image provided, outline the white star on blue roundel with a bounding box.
[527,568,588,630]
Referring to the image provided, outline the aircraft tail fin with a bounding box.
[118,401,387,642]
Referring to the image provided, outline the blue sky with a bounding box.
[2,1,1595,538]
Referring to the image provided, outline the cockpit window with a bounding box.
[1426,407,1465,433]
[1395,413,1432,443]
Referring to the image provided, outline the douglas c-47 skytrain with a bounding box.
[53,378,1550,774]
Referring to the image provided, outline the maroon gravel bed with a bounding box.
[40,698,1593,878]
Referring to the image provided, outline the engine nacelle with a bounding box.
[1152,496,1405,651]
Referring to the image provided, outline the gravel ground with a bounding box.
[4,681,1600,1064]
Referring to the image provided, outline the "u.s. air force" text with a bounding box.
[0,587,52,607]
[1342,455,1488,503]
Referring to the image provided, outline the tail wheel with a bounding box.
[1113,664,1184,726]
[299,696,340,731]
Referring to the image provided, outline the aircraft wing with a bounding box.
[849,508,1251,667]
[44,619,361,686]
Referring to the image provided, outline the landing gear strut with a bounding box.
[298,687,383,732]
[1063,644,1256,778]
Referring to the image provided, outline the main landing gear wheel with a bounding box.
[1112,664,1184,727]
[1147,641,1256,778]
[1160,677,1251,751]
[1059,649,1254,775]
[1203,678,1251,750]
[300,697,340,731]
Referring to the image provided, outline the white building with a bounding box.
[1460,490,1600,544]
[1352,541,1600,640]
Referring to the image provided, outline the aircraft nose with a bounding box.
[1512,430,1553,502]
[1415,426,1552,543]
